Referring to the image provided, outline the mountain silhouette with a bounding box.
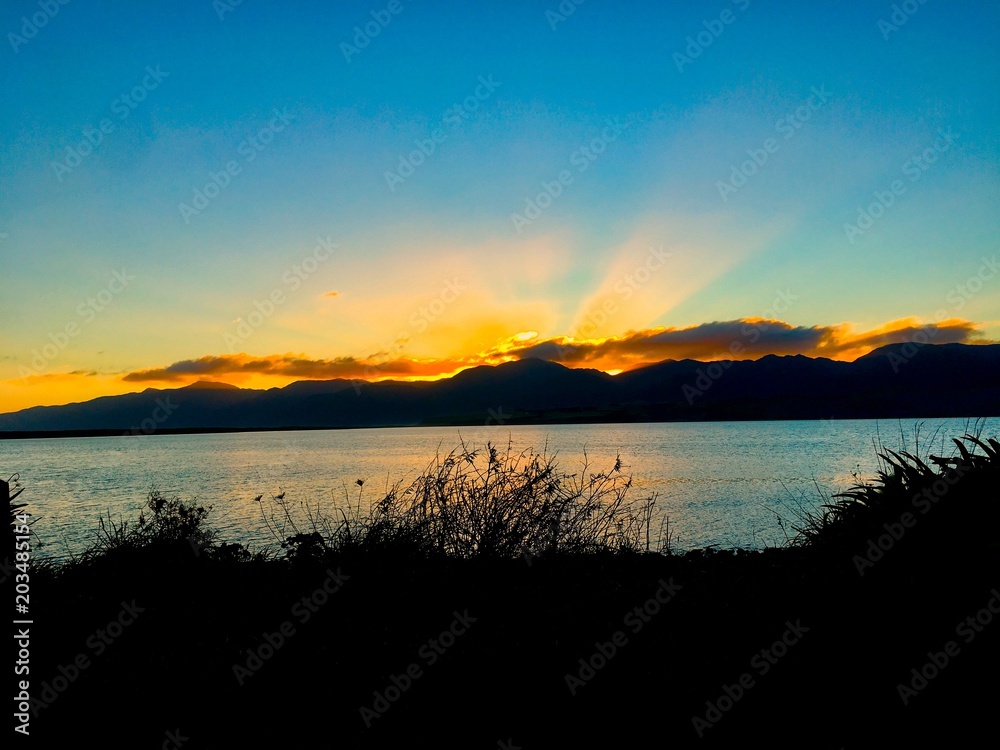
[1,343,997,435]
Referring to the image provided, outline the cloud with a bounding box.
[121,353,477,383]
[116,317,989,385]
[504,317,985,369]
[13,370,103,384]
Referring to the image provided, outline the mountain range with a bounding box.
[2,342,998,436]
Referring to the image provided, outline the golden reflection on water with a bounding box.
[2,418,990,559]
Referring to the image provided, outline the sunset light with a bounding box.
[2,3,998,745]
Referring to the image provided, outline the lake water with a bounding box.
[2,418,992,559]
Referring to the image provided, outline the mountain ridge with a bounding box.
[2,343,997,435]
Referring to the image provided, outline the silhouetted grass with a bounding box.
[261,439,663,563]
[15,431,1000,749]
[788,433,1000,552]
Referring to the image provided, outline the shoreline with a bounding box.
[0,412,994,440]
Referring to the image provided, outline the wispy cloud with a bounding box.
[121,353,478,382]
[116,317,988,384]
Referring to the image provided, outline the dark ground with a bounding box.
[10,439,1000,749]
[18,538,998,749]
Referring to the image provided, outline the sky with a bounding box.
[1,0,998,412]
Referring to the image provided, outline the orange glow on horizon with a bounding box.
[1,316,992,413]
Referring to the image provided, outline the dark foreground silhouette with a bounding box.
[2,342,999,434]
[9,434,1000,749]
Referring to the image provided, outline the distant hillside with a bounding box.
[1,343,998,436]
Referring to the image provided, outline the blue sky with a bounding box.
[1,0,998,409]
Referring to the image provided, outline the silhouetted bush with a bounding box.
[268,440,662,560]
[790,433,1000,550]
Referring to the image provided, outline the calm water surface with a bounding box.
[2,418,991,558]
